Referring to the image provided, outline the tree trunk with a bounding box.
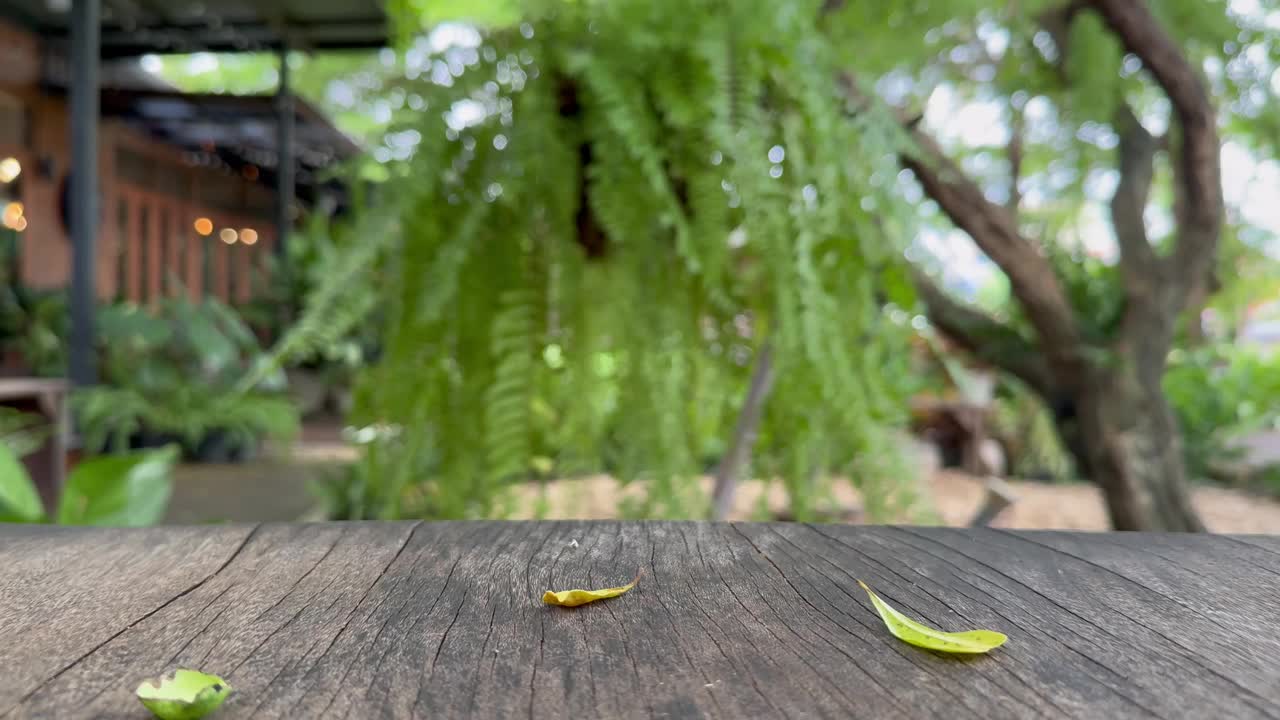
[709,339,776,521]
[1182,281,1210,346]
[1053,363,1204,532]
[856,0,1221,532]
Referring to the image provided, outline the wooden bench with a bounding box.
[2,521,1278,718]
[0,377,69,513]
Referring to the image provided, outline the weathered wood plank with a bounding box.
[1,521,1278,719]
[0,523,256,717]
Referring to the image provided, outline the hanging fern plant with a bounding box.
[281,0,929,520]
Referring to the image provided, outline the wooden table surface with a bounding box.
[2,521,1279,719]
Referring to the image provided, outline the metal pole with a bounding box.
[69,0,100,388]
[275,43,293,261]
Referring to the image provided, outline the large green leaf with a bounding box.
[0,443,45,523]
[56,446,179,526]
[97,303,172,351]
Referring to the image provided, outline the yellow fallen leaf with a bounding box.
[858,580,1007,654]
[542,572,641,607]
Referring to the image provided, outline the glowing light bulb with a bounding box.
[0,158,20,183]
[2,202,22,228]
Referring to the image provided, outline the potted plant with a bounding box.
[74,296,299,463]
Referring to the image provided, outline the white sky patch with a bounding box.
[1223,141,1280,240]
[427,23,482,54]
[926,86,1008,147]
[445,99,487,131]
[912,228,998,295]
[326,80,357,108]
[977,22,1010,58]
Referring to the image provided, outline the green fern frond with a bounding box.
[289,0,923,521]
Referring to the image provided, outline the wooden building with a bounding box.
[0,18,360,307]
[0,0,386,385]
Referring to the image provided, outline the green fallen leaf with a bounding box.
[135,669,232,720]
[858,580,1007,654]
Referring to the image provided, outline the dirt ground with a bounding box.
[165,424,1280,533]
[499,469,1280,534]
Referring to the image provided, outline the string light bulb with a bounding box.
[2,202,22,228]
[0,158,20,183]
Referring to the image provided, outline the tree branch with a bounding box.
[1007,102,1024,215]
[1085,0,1223,303]
[1110,104,1162,295]
[898,124,1083,362]
[912,268,1056,398]
[838,74,1081,372]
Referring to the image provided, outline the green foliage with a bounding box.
[0,440,45,522]
[279,0,927,520]
[0,289,71,377]
[72,296,299,458]
[1165,345,1280,482]
[990,379,1075,482]
[1044,242,1125,343]
[308,462,367,521]
[1206,224,1280,341]
[0,407,50,459]
[237,209,393,392]
[153,52,390,144]
[57,446,180,526]
[0,440,178,526]
[1062,12,1124,124]
[73,385,299,458]
[398,0,520,28]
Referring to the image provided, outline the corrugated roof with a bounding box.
[0,0,387,58]
[106,87,357,170]
[92,87,360,202]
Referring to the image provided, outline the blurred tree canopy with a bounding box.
[161,0,1280,529]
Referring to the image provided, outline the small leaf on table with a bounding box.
[135,669,232,720]
[543,572,641,607]
[858,580,1007,654]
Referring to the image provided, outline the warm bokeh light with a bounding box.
[12,216,26,232]
[0,158,19,184]
[240,228,258,245]
[194,217,213,236]
[2,202,23,228]
[220,228,238,244]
